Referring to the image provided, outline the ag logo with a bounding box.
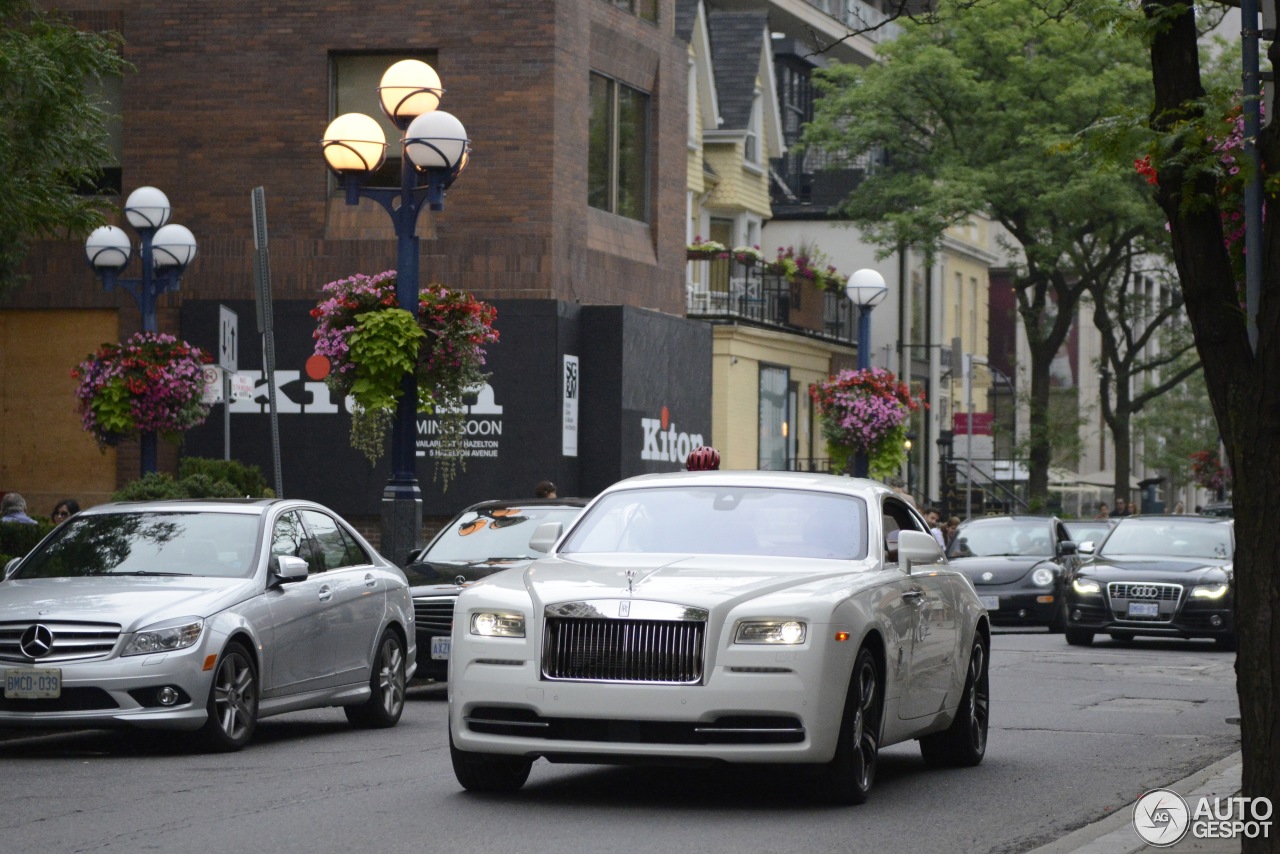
[1132,788,1190,847]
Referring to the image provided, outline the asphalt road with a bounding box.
[0,631,1240,854]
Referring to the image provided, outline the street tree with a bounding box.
[802,0,1164,507]
[1086,255,1201,500]
[0,0,127,294]
[1137,0,1280,827]
[1133,359,1218,505]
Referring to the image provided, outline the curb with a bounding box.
[1024,751,1244,853]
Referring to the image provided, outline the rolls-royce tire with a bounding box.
[819,646,882,805]
[345,629,407,729]
[919,637,989,767]
[450,725,532,793]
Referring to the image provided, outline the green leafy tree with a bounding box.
[802,0,1165,506]
[1086,258,1201,498]
[1133,361,1217,502]
[0,0,128,293]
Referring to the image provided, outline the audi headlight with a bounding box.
[1191,583,1229,599]
[1031,567,1056,587]
[470,611,526,637]
[123,618,204,656]
[735,620,807,645]
[1072,578,1101,595]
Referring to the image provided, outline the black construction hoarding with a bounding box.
[180,299,711,519]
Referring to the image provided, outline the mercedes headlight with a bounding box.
[1191,583,1229,599]
[470,611,526,637]
[123,618,204,656]
[1072,578,1101,595]
[735,620,807,645]
[1031,567,1056,587]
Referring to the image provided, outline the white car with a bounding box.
[0,498,416,751]
[447,471,990,803]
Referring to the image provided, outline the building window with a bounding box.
[604,0,657,23]
[589,72,650,222]
[759,365,790,470]
[332,52,438,189]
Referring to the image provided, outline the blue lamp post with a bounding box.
[84,186,199,475]
[320,59,471,565]
[845,268,888,478]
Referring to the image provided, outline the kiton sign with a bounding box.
[641,406,705,464]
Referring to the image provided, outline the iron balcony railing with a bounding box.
[686,257,856,344]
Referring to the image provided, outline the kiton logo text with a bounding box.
[641,406,704,463]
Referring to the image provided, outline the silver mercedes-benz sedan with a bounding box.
[448,471,991,804]
[0,498,416,751]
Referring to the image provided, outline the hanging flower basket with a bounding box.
[810,368,925,480]
[686,236,727,260]
[72,332,213,449]
[312,271,499,490]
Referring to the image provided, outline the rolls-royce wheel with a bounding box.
[197,641,258,752]
[450,724,532,793]
[920,637,989,767]
[345,629,406,728]
[819,646,882,805]
[1065,627,1094,646]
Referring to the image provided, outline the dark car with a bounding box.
[947,515,1080,631]
[1062,515,1234,649]
[1199,501,1233,518]
[1063,518,1116,548]
[403,497,587,680]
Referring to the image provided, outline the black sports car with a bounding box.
[947,515,1080,631]
[403,497,587,680]
[1062,515,1234,649]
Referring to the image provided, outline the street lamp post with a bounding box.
[320,59,470,565]
[845,269,888,478]
[84,186,199,475]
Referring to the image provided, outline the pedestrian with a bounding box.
[1,493,38,525]
[923,507,946,548]
[1172,501,1185,515]
[51,498,80,524]
[1109,498,1129,518]
[944,517,961,547]
[1094,502,1110,520]
[534,480,557,499]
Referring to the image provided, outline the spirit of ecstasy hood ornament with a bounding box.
[626,569,638,596]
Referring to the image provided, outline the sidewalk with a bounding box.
[1027,751,1245,854]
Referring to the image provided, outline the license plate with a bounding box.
[979,595,999,610]
[4,667,62,699]
[1128,602,1159,618]
[430,636,451,660]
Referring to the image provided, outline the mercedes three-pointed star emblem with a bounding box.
[19,623,55,659]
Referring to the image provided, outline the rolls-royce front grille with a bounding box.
[543,618,705,684]
[0,621,121,663]
[413,598,455,635]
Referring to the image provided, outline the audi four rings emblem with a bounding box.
[19,623,55,658]
[1128,586,1161,599]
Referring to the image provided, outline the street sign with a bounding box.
[218,305,238,372]
[230,372,256,400]
[201,365,224,404]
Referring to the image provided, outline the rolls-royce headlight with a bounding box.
[1031,567,1056,587]
[471,611,526,637]
[735,620,807,645]
[1191,583,1229,599]
[1072,578,1101,595]
[123,618,204,656]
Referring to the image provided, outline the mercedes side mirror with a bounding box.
[271,554,309,583]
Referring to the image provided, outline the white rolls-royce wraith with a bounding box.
[447,471,990,804]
